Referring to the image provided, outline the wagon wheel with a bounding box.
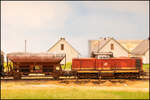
[13,71,21,80]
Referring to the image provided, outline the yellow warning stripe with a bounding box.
[115,70,139,73]
[73,67,137,70]
[101,71,114,73]
[76,70,139,73]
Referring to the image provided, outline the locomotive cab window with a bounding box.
[110,43,114,50]
[61,44,64,50]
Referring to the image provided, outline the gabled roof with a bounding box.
[90,37,129,53]
[48,38,80,55]
[131,39,149,55]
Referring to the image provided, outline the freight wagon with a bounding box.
[72,57,144,79]
[6,52,66,79]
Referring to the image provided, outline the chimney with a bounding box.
[60,37,65,40]
[25,40,27,53]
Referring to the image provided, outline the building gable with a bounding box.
[99,38,129,53]
[89,37,129,57]
[48,38,80,55]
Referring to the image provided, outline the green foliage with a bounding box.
[1,87,149,99]
[3,62,13,72]
[61,62,72,70]
[143,64,149,70]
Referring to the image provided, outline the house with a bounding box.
[48,37,80,64]
[88,37,130,57]
[118,40,142,52]
[131,39,149,64]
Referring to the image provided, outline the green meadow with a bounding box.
[1,87,149,99]
[143,64,149,70]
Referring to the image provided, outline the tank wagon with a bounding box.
[72,57,144,79]
[6,52,65,79]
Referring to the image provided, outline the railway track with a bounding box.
[1,76,149,81]
[1,69,149,81]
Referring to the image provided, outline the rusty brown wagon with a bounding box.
[6,52,66,79]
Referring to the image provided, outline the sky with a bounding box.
[1,1,149,57]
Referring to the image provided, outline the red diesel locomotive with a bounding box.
[72,57,144,79]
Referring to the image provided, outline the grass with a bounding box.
[1,87,149,99]
[143,64,149,70]
[3,62,13,72]
[61,62,72,70]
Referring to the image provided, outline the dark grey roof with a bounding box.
[131,40,149,55]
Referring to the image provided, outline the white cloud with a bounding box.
[1,1,148,57]
[82,1,149,15]
[1,1,72,29]
[1,1,72,54]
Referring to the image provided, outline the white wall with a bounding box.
[143,50,149,64]
[48,39,79,64]
[100,39,129,57]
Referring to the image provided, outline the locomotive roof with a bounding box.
[73,57,141,60]
[7,52,65,63]
[73,58,96,60]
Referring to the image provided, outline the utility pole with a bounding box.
[97,40,100,53]
[25,40,27,53]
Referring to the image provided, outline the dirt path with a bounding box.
[1,79,149,92]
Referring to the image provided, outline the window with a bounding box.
[34,65,40,70]
[111,43,114,50]
[61,44,64,50]
[56,66,60,71]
